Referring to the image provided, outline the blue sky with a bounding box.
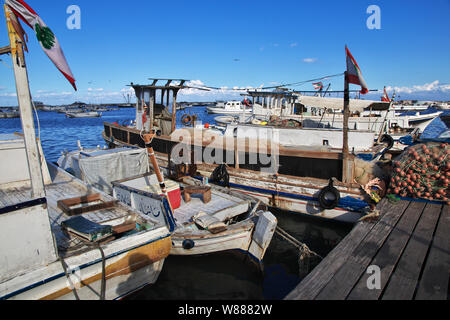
[0,0,449,106]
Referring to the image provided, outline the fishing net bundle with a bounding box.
[387,142,449,204]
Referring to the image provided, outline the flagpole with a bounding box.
[342,71,352,184]
[4,5,46,198]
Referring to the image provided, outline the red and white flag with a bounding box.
[5,0,77,91]
[381,86,391,102]
[345,46,368,95]
[312,82,324,90]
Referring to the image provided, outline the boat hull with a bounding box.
[207,107,253,115]
[2,233,171,300]
[102,123,369,223]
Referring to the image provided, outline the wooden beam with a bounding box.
[342,71,352,184]
[4,5,45,199]
[0,45,11,55]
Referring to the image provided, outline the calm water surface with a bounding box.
[0,106,447,299]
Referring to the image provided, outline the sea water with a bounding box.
[0,106,448,299]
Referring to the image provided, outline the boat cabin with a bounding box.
[131,79,204,136]
[245,90,298,118]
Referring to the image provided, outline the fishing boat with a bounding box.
[0,6,171,300]
[112,173,277,262]
[0,109,20,118]
[102,79,394,223]
[390,103,429,111]
[66,111,102,118]
[57,143,278,262]
[207,100,253,115]
[0,134,171,300]
[245,92,442,136]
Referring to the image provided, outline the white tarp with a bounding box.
[297,95,390,112]
[58,148,149,194]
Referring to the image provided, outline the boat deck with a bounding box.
[286,198,449,300]
[0,165,152,258]
[173,188,248,226]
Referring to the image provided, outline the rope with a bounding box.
[190,73,345,92]
[275,226,323,278]
[60,238,108,300]
[59,256,81,300]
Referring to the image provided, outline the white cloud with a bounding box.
[290,42,298,47]
[0,92,17,97]
[87,88,104,92]
[303,58,318,63]
[385,80,450,94]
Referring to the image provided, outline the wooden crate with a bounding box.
[57,194,118,216]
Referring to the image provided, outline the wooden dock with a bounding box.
[285,198,449,300]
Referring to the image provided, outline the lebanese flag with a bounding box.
[5,0,77,91]
[345,46,368,95]
[313,82,324,90]
[381,86,391,102]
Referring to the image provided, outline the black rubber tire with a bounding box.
[318,186,340,210]
[381,134,394,150]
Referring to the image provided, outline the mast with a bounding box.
[342,71,352,184]
[4,5,45,198]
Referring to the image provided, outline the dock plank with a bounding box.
[285,199,407,300]
[414,205,449,300]
[348,202,436,299]
[315,200,421,300]
[381,203,443,300]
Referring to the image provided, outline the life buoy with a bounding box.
[181,114,193,127]
[318,180,340,210]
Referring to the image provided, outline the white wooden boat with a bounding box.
[291,95,442,134]
[112,174,278,262]
[391,104,429,111]
[66,111,102,118]
[207,101,253,115]
[0,7,170,300]
[102,80,392,224]
[57,144,278,261]
[0,134,171,300]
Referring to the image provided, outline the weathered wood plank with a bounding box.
[285,199,401,300]
[414,205,449,300]
[381,203,443,300]
[316,200,420,300]
[348,202,433,300]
